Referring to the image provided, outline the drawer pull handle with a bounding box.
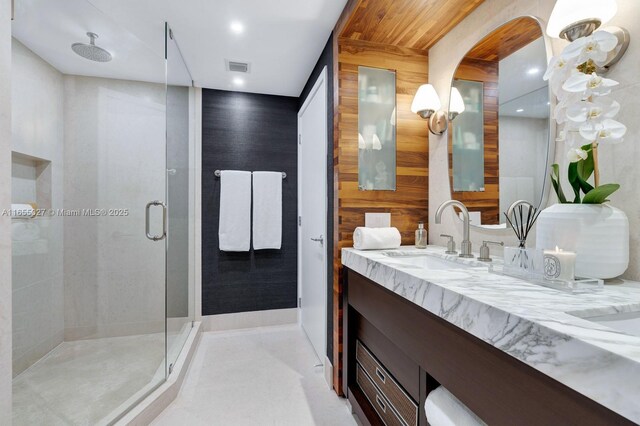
[375,394,386,413]
[375,367,386,383]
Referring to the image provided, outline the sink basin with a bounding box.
[572,310,640,338]
[382,253,471,270]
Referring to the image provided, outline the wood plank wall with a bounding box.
[448,57,500,225]
[333,37,429,393]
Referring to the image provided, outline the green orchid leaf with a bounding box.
[582,183,620,204]
[568,162,581,203]
[576,167,594,195]
[551,164,567,204]
[577,174,594,195]
[578,143,595,182]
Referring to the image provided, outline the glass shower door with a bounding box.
[10,0,170,423]
[165,23,195,375]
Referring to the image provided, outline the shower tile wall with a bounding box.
[63,76,166,340]
[11,39,65,375]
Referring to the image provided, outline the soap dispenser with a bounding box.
[415,222,427,249]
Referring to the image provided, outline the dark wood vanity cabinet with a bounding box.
[342,268,634,426]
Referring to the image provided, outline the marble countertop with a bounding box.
[342,245,640,423]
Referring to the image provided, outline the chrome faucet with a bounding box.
[435,200,473,258]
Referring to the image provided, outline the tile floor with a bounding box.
[152,325,358,426]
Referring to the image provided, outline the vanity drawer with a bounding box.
[357,365,404,426]
[356,340,418,426]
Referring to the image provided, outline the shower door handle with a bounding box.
[145,200,167,241]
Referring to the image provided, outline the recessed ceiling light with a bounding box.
[230,21,244,34]
[527,67,540,75]
[233,77,244,86]
[516,108,524,113]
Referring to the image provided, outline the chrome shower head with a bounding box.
[71,32,112,62]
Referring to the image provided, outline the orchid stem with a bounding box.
[592,142,600,188]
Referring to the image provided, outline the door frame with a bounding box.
[297,66,328,367]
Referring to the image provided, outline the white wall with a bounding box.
[11,38,65,375]
[63,75,167,340]
[0,0,13,421]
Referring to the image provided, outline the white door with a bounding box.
[298,67,328,364]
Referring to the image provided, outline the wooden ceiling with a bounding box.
[465,17,542,61]
[340,0,485,50]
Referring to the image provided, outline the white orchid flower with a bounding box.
[566,98,620,123]
[567,148,589,163]
[545,56,577,96]
[544,56,572,81]
[563,72,618,96]
[554,92,583,124]
[579,119,627,144]
[561,31,618,64]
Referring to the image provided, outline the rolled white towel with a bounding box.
[425,386,486,426]
[11,203,36,218]
[353,227,401,250]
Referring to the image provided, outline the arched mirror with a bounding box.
[448,16,554,229]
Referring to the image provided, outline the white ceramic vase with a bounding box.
[536,204,629,279]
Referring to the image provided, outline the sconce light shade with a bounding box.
[449,87,465,120]
[546,0,617,40]
[411,84,441,118]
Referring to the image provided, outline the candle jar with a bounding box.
[543,248,576,282]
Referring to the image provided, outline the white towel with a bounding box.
[252,171,282,250]
[218,170,252,252]
[425,387,486,426]
[11,203,36,218]
[353,227,401,250]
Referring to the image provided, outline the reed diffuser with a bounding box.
[504,203,541,271]
[504,203,540,249]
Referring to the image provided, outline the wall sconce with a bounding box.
[412,84,464,135]
[546,0,629,70]
[448,87,465,121]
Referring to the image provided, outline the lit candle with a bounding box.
[543,246,577,281]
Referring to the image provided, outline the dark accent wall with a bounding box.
[202,89,298,315]
[299,34,334,360]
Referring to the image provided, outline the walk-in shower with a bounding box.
[10,0,195,424]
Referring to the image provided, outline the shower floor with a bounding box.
[12,333,166,426]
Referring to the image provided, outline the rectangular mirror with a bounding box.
[358,66,396,191]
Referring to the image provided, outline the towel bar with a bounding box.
[214,170,286,179]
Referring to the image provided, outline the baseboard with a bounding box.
[324,355,333,390]
[113,321,202,426]
[201,308,299,332]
